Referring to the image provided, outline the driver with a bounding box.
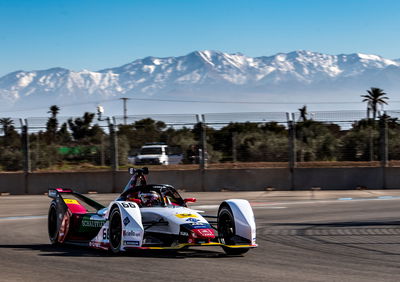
[138,191,161,207]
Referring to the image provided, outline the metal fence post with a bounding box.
[108,118,118,171]
[287,113,297,169]
[232,132,237,162]
[21,119,31,174]
[109,117,119,193]
[198,115,208,192]
[20,119,31,194]
[287,113,296,190]
[379,114,388,167]
[199,116,207,170]
[369,126,374,162]
[100,134,105,167]
[379,113,388,190]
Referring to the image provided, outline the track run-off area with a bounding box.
[2,190,400,282]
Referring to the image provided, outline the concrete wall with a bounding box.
[292,167,385,190]
[0,167,399,195]
[203,168,291,191]
[26,172,114,194]
[0,173,25,194]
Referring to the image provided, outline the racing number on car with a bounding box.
[103,228,109,240]
[121,202,136,208]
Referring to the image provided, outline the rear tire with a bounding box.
[48,202,59,245]
[218,205,249,255]
[109,206,122,253]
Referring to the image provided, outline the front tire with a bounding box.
[109,206,122,253]
[218,205,249,255]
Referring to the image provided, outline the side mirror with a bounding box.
[131,199,142,205]
[184,198,197,203]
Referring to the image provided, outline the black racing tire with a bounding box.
[218,205,249,256]
[109,206,122,253]
[48,202,59,245]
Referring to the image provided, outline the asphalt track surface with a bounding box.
[2,190,400,282]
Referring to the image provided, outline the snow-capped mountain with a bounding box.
[1,50,399,115]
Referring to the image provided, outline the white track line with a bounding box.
[0,215,47,221]
[2,196,400,220]
[192,204,287,210]
[248,195,400,207]
[194,196,400,210]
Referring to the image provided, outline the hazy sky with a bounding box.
[0,0,399,76]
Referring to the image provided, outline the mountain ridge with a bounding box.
[1,50,399,115]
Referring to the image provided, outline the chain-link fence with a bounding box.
[292,110,381,166]
[4,116,112,171]
[0,110,396,172]
[114,114,200,167]
[202,112,289,166]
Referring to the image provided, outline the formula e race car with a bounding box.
[47,168,257,255]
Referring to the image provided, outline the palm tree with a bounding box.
[361,87,389,120]
[46,105,60,143]
[0,118,14,136]
[48,105,60,119]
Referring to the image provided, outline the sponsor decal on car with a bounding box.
[191,225,211,229]
[124,241,140,246]
[123,217,130,226]
[186,218,200,222]
[123,230,141,237]
[182,223,212,230]
[176,213,198,218]
[64,199,79,205]
[78,215,106,232]
[82,218,105,228]
[198,229,214,236]
[179,231,189,236]
[89,241,109,251]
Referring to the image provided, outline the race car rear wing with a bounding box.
[48,188,105,211]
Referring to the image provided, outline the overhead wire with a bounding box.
[2,96,400,113]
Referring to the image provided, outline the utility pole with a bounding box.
[120,97,129,125]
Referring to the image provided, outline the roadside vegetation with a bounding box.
[0,87,396,172]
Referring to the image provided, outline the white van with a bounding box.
[129,143,182,165]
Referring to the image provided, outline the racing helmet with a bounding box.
[139,191,160,206]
